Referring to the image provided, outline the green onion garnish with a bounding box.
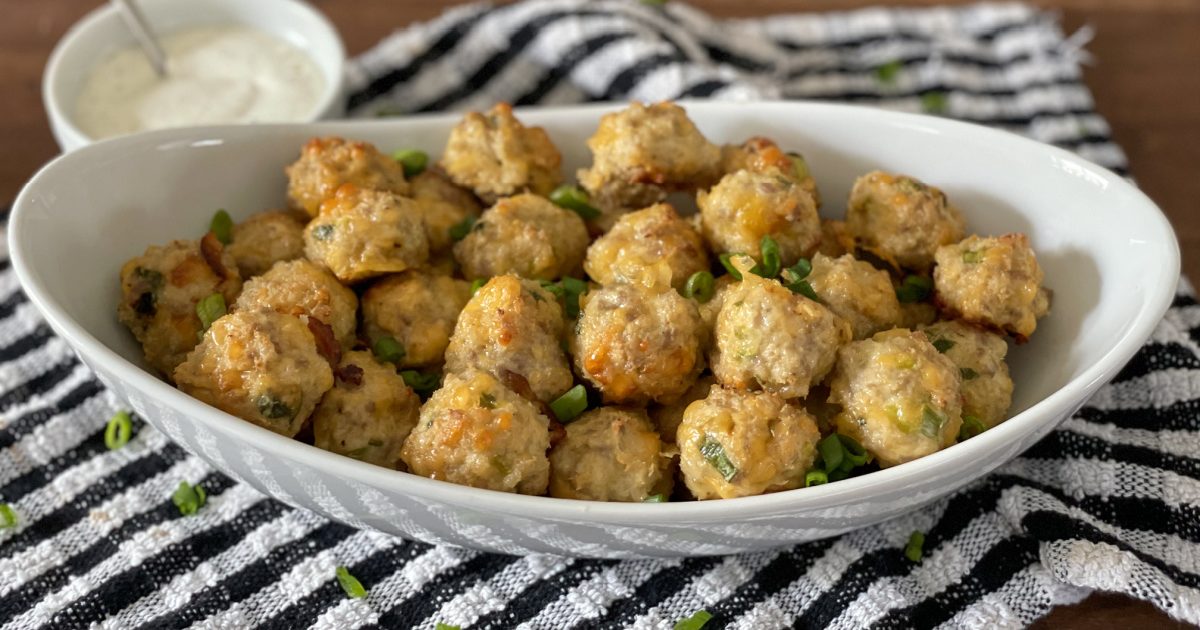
[684,271,715,303]
[209,209,233,245]
[256,395,293,420]
[0,503,16,529]
[787,152,811,180]
[372,336,406,365]
[470,278,487,296]
[783,258,812,282]
[449,216,477,241]
[559,277,588,319]
[963,250,984,264]
[479,392,497,409]
[895,275,933,303]
[105,410,133,450]
[435,624,460,630]
[673,610,713,630]
[392,149,428,178]
[700,436,737,482]
[549,185,601,220]
[172,481,207,516]
[960,367,979,380]
[932,338,955,353]
[921,91,948,114]
[195,293,226,335]
[920,405,945,438]
[958,414,986,441]
[718,253,744,280]
[755,235,782,278]
[336,565,368,599]
[905,530,926,562]
[817,434,845,473]
[400,370,441,396]
[539,279,565,299]
[549,384,588,423]
[643,494,667,503]
[789,279,819,301]
[805,470,828,487]
[838,434,871,467]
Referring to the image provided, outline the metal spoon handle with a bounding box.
[110,0,168,77]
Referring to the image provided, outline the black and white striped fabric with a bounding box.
[1,1,1196,628]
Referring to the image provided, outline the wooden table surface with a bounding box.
[1,1,1196,628]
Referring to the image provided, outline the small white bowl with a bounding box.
[43,0,346,152]
[8,101,1180,558]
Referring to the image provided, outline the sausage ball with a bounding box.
[409,168,483,255]
[174,309,333,437]
[898,301,940,329]
[921,320,1013,430]
[312,351,422,469]
[235,259,358,348]
[932,233,1050,340]
[677,385,821,499]
[829,328,963,468]
[400,369,550,495]
[361,271,471,368]
[548,407,673,501]
[225,210,306,278]
[578,101,722,213]
[648,374,716,443]
[807,253,903,340]
[698,167,821,267]
[285,136,409,217]
[304,183,430,283]
[711,256,851,399]
[453,193,589,281]
[720,136,821,208]
[439,103,562,203]
[573,284,705,404]
[117,238,243,378]
[444,275,573,402]
[846,171,965,272]
[818,219,856,258]
[584,203,709,292]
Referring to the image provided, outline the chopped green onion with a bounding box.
[805,470,828,487]
[435,624,460,630]
[209,209,233,245]
[895,275,933,303]
[539,279,566,299]
[787,152,811,180]
[958,414,986,441]
[788,279,820,302]
[372,336,406,365]
[392,148,428,177]
[960,367,979,380]
[105,410,133,450]
[401,370,441,396]
[172,481,207,516]
[700,436,737,482]
[783,258,812,282]
[673,609,713,630]
[905,530,926,562]
[643,494,667,503]
[875,60,903,85]
[920,405,945,438]
[470,278,487,296]
[718,253,744,280]
[828,469,850,482]
[817,434,845,473]
[548,185,601,220]
[684,271,715,303]
[932,338,956,353]
[921,91,948,114]
[312,224,335,241]
[838,434,871,467]
[195,293,226,334]
[479,392,497,409]
[963,250,984,264]
[449,216,477,241]
[549,384,588,423]
[257,395,293,420]
[0,503,16,529]
[559,277,588,319]
[336,565,368,599]
[755,235,782,278]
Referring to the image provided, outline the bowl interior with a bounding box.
[45,0,345,148]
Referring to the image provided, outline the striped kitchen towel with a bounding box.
[1,1,1197,628]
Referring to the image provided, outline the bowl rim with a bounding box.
[41,0,347,150]
[8,100,1182,523]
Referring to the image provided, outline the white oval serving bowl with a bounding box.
[9,101,1179,558]
[43,0,346,152]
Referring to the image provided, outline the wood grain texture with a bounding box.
[0,1,1196,627]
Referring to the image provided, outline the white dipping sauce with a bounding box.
[75,25,325,140]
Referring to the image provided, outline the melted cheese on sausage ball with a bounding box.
[584,203,709,292]
[807,253,903,340]
[829,328,963,468]
[439,103,562,203]
[453,193,589,281]
[118,238,243,378]
[698,167,821,267]
[361,271,471,368]
[548,407,673,501]
[235,259,358,348]
[303,184,429,283]
[719,136,821,208]
[847,171,965,272]
[226,210,306,278]
[312,350,421,469]
[400,369,550,494]
[285,136,409,217]
[933,233,1050,340]
[921,320,1013,430]
[677,385,820,499]
[174,309,333,437]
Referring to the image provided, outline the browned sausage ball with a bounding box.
[285,136,409,217]
[117,238,243,378]
[584,203,710,292]
[303,183,430,283]
[453,193,589,281]
[720,136,821,207]
[921,320,1013,430]
[807,253,903,340]
[312,350,421,469]
[235,259,358,347]
[846,171,965,272]
[548,407,673,501]
[932,233,1050,340]
[698,167,821,267]
[439,103,563,203]
[226,210,306,278]
[408,168,483,255]
[361,271,471,368]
